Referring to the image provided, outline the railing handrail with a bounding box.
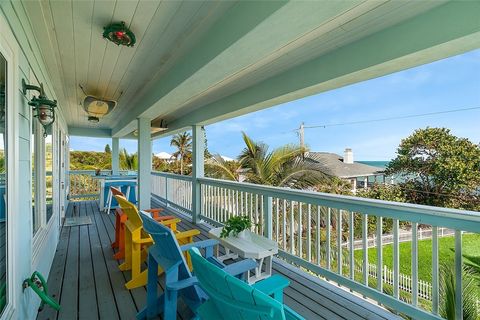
[152,173,480,319]
[151,171,193,182]
[197,177,480,233]
[68,169,130,174]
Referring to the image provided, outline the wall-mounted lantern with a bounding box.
[22,79,57,137]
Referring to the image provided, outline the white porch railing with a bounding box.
[150,172,480,320]
[151,171,192,216]
[68,170,129,200]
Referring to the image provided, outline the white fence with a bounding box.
[348,261,480,313]
[348,262,432,300]
[343,227,455,250]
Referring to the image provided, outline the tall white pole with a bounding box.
[137,118,152,210]
[299,122,305,149]
[192,125,205,224]
[112,137,119,175]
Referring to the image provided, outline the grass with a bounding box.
[353,233,480,282]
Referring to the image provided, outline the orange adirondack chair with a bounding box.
[110,187,174,260]
[114,195,200,289]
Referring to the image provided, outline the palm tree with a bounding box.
[439,262,479,320]
[237,132,327,188]
[205,154,242,181]
[170,132,192,175]
[119,148,137,170]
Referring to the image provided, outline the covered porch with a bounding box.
[58,169,480,320]
[0,0,479,319]
[37,199,397,320]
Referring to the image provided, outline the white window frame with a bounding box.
[31,101,58,265]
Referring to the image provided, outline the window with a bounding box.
[0,51,8,313]
[46,130,53,222]
[32,104,56,231]
[32,120,40,234]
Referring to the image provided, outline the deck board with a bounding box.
[78,202,99,320]
[85,201,119,320]
[38,200,400,320]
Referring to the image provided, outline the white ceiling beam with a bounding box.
[160,1,480,135]
[68,127,112,138]
[112,0,376,137]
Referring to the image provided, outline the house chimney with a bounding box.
[344,148,353,164]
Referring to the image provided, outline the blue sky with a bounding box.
[70,49,480,161]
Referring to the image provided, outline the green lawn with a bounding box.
[353,233,480,282]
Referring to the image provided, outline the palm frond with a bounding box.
[439,262,479,320]
[238,132,328,188]
[206,154,240,181]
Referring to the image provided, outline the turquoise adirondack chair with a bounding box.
[137,213,257,320]
[189,247,305,320]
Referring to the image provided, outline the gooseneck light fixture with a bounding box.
[22,79,57,137]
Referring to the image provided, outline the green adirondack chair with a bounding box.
[189,247,305,320]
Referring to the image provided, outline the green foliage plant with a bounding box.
[439,262,479,320]
[238,132,327,188]
[220,215,252,238]
[386,127,480,210]
[170,132,192,175]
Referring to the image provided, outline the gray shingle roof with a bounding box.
[305,152,383,178]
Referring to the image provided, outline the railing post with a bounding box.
[191,125,204,224]
[165,176,169,206]
[263,195,272,239]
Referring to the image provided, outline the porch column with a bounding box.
[191,125,204,224]
[137,118,152,210]
[111,137,119,175]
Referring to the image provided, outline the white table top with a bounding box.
[209,227,278,259]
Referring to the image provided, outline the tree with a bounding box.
[386,127,480,210]
[357,183,406,203]
[104,144,111,154]
[439,262,479,320]
[237,132,327,188]
[315,177,353,195]
[170,132,192,175]
[202,126,212,159]
[152,156,168,172]
[205,155,242,181]
[69,151,110,170]
[119,148,137,170]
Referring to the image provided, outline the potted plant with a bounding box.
[220,215,252,239]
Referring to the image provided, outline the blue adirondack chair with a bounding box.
[137,213,257,320]
[189,247,305,320]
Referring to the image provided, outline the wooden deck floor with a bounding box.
[37,200,399,320]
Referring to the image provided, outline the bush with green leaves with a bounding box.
[220,215,252,238]
[386,127,480,210]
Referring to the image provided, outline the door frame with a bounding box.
[0,11,19,319]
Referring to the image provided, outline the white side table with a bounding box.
[209,227,278,284]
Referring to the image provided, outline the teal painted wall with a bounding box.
[0,3,67,319]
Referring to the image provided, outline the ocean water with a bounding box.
[356,160,390,169]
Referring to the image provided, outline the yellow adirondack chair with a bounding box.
[114,195,200,289]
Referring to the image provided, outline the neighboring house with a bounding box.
[220,155,234,162]
[306,148,385,192]
[155,151,174,163]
